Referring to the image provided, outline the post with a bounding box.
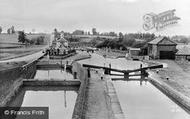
[124,71,129,80]
[87,68,91,78]
[74,72,77,79]
[109,63,111,75]
[104,68,109,75]
[140,64,145,80]
[64,64,67,71]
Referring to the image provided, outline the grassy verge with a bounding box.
[96,49,126,58]
[0,45,47,60]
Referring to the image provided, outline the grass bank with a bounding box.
[96,49,126,59]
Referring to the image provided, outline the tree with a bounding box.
[119,32,124,42]
[53,28,60,40]
[92,28,97,35]
[11,26,15,34]
[7,28,10,34]
[18,31,27,43]
[36,36,45,45]
[0,26,2,34]
[109,32,117,37]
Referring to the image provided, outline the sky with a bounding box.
[0,0,190,36]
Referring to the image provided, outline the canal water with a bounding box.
[7,66,78,119]
[34,69,73,80]
[114,81,190,119]
[8,86,78,119]
[78,53,190,119]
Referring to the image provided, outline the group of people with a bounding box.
[46,48,76,56]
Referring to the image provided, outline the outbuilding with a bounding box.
[148,37,177,59]
[129,48,141,56]
[176,46,190,61]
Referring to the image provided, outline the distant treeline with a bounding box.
[18,31,46,45]
[66,37,103,47]
[96,33,156,50]
[66,33,190,50]
[171,35,190,44]
[65,37,80,42]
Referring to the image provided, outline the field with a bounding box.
[0,33,50,60]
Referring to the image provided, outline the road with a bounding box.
[0,50,45,63]
[0,34,53,63]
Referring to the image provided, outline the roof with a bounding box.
[148,37,164,44]
[148,37,177,45]
[176,46,190,55]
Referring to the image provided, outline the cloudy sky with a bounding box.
[0,0,190,36]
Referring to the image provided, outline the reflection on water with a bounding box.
[114,81,190,119]
[8,86,78,119]
[34,70,73,80]
[22,91,77,119]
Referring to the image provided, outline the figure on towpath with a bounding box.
[99,68,104,80]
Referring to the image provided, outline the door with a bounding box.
[160,51,175,59]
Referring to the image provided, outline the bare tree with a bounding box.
[0,26,2,34]
[7,28,10,34]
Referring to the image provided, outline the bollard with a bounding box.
[166,77,169,80]
[74,72,77,79]
[100,68,104,80]
[87,68,91,78]
[156,70,159,73]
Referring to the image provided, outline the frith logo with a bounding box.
[143,9,180,31]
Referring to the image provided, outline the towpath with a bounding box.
[85,70,112,119]
[151,60,190,99]
[85,70,125,119]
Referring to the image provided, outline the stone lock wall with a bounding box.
[72,62,89,119]
[0,60,37,106]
